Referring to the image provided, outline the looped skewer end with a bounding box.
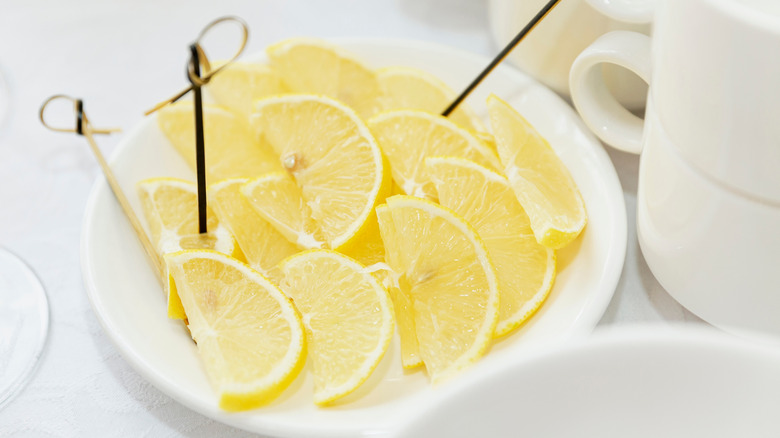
[187,43,210,88]
[39,94,121,136]
[145,15,249,115]
[38,94,164,284]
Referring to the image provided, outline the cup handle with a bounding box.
[569,30,652,155]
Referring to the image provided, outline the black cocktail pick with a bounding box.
[146,16,249,234]
[442,0,562,117]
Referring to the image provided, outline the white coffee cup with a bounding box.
[569,0,780,335]
[488,0,650,109]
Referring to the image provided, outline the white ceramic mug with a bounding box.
[570,0,780,335]
[488,0,650,109]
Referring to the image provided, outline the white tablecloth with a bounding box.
[0,1,702,436]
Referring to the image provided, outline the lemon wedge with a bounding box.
[376,66,484,132]
[241,172,326,250]
[209,178,299,278]
[267,38,380,118]
[206,61,288,122]
[368,110,500,200]
[137,177,237,257]
[249,94,391,261]
[487,95,587,249]
[427,157,556,336]
[157,102,281,182]
[375,205,422,369]
[377,195,499,383]
[165,250,305,411]
[278,250,393,405]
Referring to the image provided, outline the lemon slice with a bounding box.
[250,94,391,259]
[206,61,288,122]
[157,102,281,182]
[278,250,394,405]
[368,110,501,200]
[165,250,305,411]
[242,172,326,250]
[209,178,299,277]
[137,177,239,319]
[487,95,587,249]
[377,195,499,383]
[376,66,485,132]
[375,205,422,369]
[267,38,380,118]
[427,157,556,336]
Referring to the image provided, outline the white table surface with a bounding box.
[0,0,703,436]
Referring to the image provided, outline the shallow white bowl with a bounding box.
[81,38,626,437]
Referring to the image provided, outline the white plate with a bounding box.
[398,324,780,438]
[81,38,626,437]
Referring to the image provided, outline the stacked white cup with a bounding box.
[568,0,780,335]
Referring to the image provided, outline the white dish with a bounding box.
[398,324,780,438]
[80,38,626,437]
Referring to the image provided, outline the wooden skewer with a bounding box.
[442,0,562,117]
[40,95,164,285]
